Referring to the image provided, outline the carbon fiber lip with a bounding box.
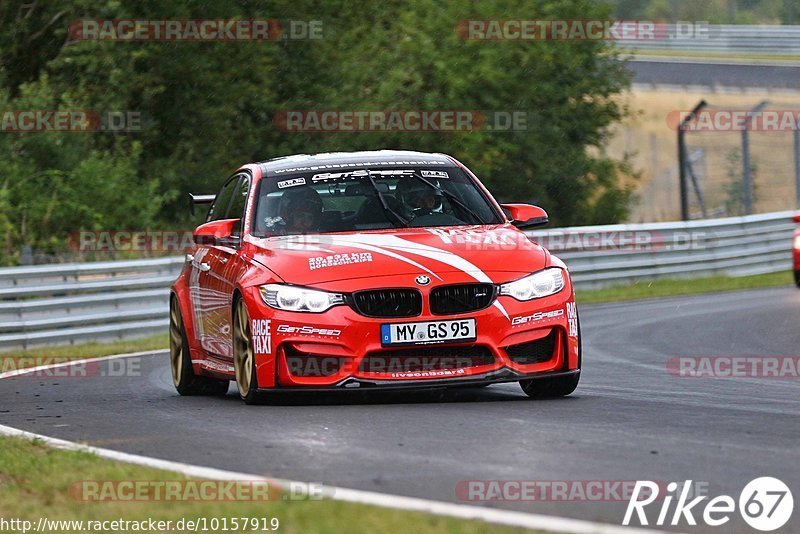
[258,368,580,392]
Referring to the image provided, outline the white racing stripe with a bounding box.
[257,232,519,318]
[0,350,672,534]
[323,234,511,317]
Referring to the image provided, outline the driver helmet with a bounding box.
[395,178,443,214]
[278,186,323,230]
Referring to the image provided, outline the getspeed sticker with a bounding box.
[276,324,342,337]
[311,169,413,182]
[511,309,564,326]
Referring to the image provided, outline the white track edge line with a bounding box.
[0,349,167,380]
[0,350,673,534]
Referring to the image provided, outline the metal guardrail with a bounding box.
[617,24,800,55]
[0,257,182,350]
[0,211,796,349]
[529,210,797,288]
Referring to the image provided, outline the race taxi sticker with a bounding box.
[251,319,272,354]
[420,169,449,179]
[566,302,578,338]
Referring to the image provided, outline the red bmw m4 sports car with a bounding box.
[170,150,581,404]
[794,213,800,287]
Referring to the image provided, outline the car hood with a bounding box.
[248,225,549,285]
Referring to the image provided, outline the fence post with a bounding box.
[742,127,752,215]
[678,100,707,220]
[741,100,768,215]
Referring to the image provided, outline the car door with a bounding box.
[192,175,239,355]
[207,172,252,360]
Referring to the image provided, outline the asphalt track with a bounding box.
[2,286,799,533]
[628,59,800,89]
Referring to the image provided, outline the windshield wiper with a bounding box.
[409,172,488,225]
[365,170,410,227]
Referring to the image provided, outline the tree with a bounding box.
[0,0,636,263]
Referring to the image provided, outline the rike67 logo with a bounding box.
[624,477,794,531]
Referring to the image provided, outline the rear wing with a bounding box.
[189,193,215,216]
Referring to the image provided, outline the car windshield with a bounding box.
[251,168,503,236]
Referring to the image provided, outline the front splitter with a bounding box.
[257,368,580,393]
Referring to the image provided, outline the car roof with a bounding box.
[257,150,457,177]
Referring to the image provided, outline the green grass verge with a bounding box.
[0,436,538,534]
[0,333,167,360]
[578,271,795,305]
[0,334,168,376]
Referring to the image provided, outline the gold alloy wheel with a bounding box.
[169,300,184,387]
[233,299,254,397]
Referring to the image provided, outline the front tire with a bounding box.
[795,270,800,288]
[520,372,580,398]
[520,313,582,399]
[233,298,263,405]
[169,297,229,396]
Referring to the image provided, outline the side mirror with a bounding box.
[501,203,549,229]
[194,218,239,246]
[189,193,215,216]
[793,214,800,223]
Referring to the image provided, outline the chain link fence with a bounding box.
[677,100,800,220]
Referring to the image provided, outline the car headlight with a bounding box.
[260,284,344,313]
[795,235,800,250]
[499,268,565,301]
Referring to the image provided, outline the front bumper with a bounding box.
[256,369,580,392]
[242,272,580,390]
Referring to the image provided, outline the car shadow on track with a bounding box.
[215,384,583,406]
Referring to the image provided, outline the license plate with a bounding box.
[381,319,476,346]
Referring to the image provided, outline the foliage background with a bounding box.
[0,0,638,265]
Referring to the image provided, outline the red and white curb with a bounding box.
[0,350,671,534]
